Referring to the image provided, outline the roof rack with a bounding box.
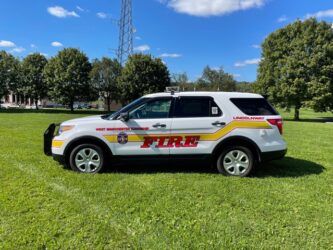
[165,86,180,95]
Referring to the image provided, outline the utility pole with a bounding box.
[117,0,133,65]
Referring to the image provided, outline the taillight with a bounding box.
[267,118,283,135]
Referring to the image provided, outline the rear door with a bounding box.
[111,97,173,156]
[170,96,226,155]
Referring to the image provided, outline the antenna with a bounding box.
[117,0,133,65]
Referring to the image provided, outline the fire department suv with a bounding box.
[44,91,287,177]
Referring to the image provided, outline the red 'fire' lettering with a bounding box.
[140,136,200,148]
[156,136,168,148]
[183,136,200,147]
[140,137,158,148]
[167,136,183,148]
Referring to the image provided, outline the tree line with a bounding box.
[171,67,253,93]
[1,18,332,119]
[0,49,248,112]
[0,49,171,112]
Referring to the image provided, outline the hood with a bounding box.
[61,115,103,125]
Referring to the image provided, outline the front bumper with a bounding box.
[53,154,66,164]
[44,123,60,156]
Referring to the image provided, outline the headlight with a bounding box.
[58,125,75,135]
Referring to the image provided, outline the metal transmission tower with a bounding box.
[117,0,133,65]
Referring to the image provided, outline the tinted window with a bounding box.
[174,97,222,118]
[230,98,278,116]
[129,98,172,119]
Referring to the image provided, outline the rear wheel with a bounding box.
[69,144,105,173]
[216,146,254,177]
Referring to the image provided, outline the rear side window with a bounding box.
[230,98,278,116]
[174,97,222,118]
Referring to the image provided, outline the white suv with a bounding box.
[44,92,287,177]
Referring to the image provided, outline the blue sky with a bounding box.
[0,0,333,82]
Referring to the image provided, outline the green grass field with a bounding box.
[0,109,332,249]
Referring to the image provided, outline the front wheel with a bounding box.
[69,144,105,173]
[216,146,255,177]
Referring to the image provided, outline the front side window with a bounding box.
[129,98,172,119]
[174,97,222,118]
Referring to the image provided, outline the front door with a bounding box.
[112,97,173,156]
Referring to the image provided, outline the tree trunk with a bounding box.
[70,100,74,112]
[35,99,39,110]
[294,104,300,121]
[107,97,111,112]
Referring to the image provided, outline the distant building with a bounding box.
[104,100,122,112]
[0,92,41,106]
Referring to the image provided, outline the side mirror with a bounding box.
[119,112,129,122]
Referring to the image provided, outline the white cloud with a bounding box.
[76,6,84,12]
[51,41,63,47]
[305,9,333,19]
[277,15,288,23]
[97,12,108,19]
[40,53,49,57]
[0,40,16,47]
[10,47,26,53]
[234,58,261,67]
[30,44,37,49]
[252,44,260,49]
[135,36,142,40]
[160,53,182,58]
[161,0,267,17]
[134,45,150,52]
[47,6,79,18]
[212,67,221,71]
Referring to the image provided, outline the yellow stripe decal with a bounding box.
[52,140,64,148]
[104,121,271,143]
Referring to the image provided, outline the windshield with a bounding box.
[103,97,147,119]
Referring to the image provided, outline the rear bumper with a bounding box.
[260,149,287,162]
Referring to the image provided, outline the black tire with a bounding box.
[69,144,105,173]
[216,146,255,177]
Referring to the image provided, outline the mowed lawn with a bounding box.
[0,109,332,249]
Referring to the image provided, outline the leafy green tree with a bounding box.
[118,54,170,103]
[0,51,21,99]
[256,18,333,120]
[236,81,254,93]
[90,58,122,112]
[196,66,236,91]
[44,48,95,111]
[172,72,189,91]
[21,53,48,109]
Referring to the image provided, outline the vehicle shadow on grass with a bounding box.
[256,157,325,178]
[107,160,216,174]
[104,157,325,177]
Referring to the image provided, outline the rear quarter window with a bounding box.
[230,98,279,116]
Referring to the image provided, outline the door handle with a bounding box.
[152,123,166,128]
[212,121,226,126]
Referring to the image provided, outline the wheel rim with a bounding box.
[75,148,101,173]
[223,150,250,176]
